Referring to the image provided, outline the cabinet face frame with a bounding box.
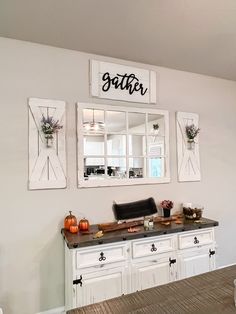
[65,227,217,311]
[77,103,170,188]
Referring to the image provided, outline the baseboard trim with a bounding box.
[217,262,236,269]
[36,306,65,314]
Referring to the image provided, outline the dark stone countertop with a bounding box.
[61,217,218,249]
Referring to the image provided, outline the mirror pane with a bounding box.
[147,113,165,137]
[83,109,105,133]
[129,158,144,178]
[106,111,126,133]
[107,134,126,156]
[148,157,165,178]
[128,135,145,156]
[147,136,165,156]
[128,112,146,134]
[84,135,104,155]
[84,158,105,180]
[107,158,126,179]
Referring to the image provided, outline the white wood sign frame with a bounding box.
[77,103,170,188]
[28,98,67,190]
[90,60,157,104]
[176,111,201,182]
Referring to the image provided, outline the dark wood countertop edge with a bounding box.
[62,219,219,249]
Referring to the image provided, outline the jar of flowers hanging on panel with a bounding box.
[185,124,200,150]
[41,115,63,147]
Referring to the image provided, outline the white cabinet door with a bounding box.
[132,255,177,292]
[75,266,128,307]
[178,246,216,279]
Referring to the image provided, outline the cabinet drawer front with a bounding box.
[132,236,175,259]
[75,244,128,268]
[178,229,214,249]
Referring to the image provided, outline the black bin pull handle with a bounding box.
[99,251,106,261]
[194,236,199,244]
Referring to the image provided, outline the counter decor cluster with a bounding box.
[61,197,218,311]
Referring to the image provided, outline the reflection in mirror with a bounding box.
[78,103,170,186]
[147,136,165,156]
[107,135,126,156]
[84,158,105,180]
[84,135,104,155]
[128,135,145,156]
[107,158,126,179]
[148,113,165,137]
[128,112,145,134]
[129,158,144,178]
[106,111,126,133]
[83,109,105,133]
[148,157,165,178]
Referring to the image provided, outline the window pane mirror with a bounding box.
[77,103,170,187]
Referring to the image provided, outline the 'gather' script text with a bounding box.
[102,72,148,96]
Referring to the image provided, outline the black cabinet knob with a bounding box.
[194,236,200,244]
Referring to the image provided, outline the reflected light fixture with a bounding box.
[83,109,105,132]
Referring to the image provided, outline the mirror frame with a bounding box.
[77,102,170,188]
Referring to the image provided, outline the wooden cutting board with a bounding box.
[98,221,143,232]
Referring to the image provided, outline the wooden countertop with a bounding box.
[67,265,236,314]
[62,217,218,249]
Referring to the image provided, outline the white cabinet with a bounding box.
[177,229,216,279]
[65,227,216,311]
[132,254,177,292]
[74,266,128,307]
[178,246,216,279]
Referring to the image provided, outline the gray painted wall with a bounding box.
[0,37,236,314]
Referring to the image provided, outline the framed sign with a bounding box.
[90,60,157,104]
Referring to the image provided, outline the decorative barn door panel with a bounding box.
[28,98,66,190]
[90,60,157,104]
[176,112,201,182]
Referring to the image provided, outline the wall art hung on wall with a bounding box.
[176,111,201,182]
[28,98,67,190]
[90,60,157,104]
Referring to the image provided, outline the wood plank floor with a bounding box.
[67,265,236,314]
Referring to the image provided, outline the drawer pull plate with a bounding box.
[209,249,215,257]
[169,258,176,267]
[73,275,82,287]
[151,244,157,252]
[194,236,199,244]
[99,252,106,261]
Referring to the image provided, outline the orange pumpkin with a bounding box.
[69,224,79,234]
[64,211,77,230]
[79,218,89,231]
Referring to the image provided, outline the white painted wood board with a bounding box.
[28,98,67,189]
[90,60,157,104]
[176,111,201,182]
